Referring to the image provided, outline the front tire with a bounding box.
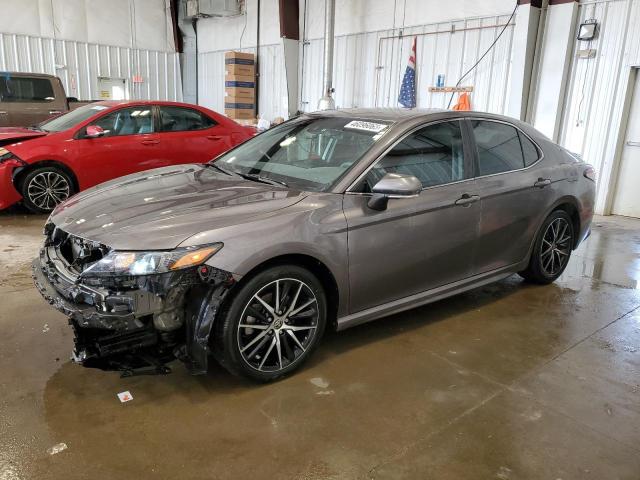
[519,210,574,284]
[214,265,327,382]
[21,167,74,214]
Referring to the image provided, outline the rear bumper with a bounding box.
[0,163,23,210]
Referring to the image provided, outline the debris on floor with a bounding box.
[117,391,133,403]
[42,324,49,333]
[309,377,330,389]
[47,443,68,455]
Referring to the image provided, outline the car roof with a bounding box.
[91,100,207,108]
[303,108,542,136]
[0,71,60,79]
[306,107,446,123]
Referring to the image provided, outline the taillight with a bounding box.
[584,166,596,182]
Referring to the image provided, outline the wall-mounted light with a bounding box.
[577,19,598,41]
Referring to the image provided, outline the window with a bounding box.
[471,120,535,176]
[92,106,153,137]
[159,106,215,132]
[213,117,389,192]
[358,121,465,192]
[41,104,110,132]
[519,131,540,166]
[0,77,55,102]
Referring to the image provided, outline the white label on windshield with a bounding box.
[344,120,388,133]
[91,105,108,110]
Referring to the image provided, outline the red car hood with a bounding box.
[0,127,48,147]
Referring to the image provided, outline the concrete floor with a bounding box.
[1,209,639,480]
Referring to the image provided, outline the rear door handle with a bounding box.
[0,111,7,115]
[141,139,160,145]
[207,135,223,141]
[455,194,480,206]
[534,178,552,188]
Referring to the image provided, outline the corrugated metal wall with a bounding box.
[301,14,515,113]
[0,32,183,101]
[198,44,287,119]
[559,0,640,212]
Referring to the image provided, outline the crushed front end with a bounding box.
[32,223,236,376]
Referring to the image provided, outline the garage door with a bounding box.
[612,69,640,218]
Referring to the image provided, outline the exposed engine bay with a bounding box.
[32,223,236,376]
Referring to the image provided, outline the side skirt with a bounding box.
[336,262,526,331]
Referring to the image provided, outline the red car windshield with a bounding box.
[39,104,112,132]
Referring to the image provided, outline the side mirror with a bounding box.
[368,173,422,211]
[85,125,105,138]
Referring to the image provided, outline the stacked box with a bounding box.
[224,51,255,120]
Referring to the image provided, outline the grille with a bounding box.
[45,224,110,274]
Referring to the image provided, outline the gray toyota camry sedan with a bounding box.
[33,108,595,381]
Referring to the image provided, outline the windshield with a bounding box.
[38,103,111,132]
[211,117,391,191]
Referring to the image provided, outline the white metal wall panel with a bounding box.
[0,32,182,101]
[198,44,287,119]
[559,0,640,213]
[300,14,514,113]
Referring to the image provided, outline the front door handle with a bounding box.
[207,135,223,141]
[455,193,480,206]
[534,178,551,188]
[0,111,7,115]
[141,139,160,145]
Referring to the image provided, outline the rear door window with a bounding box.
[471,120,526,176]
[92,106,154,137]
[159,106,216,132]
[0,76,55,102]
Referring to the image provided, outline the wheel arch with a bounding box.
[547,196,581,249]
[224,253,340,330]
[13,160,80,193]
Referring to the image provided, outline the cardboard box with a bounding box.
[225,101,254,110]
[225,86,255,100]
[234,118,258,126]
[225,63,255,76]
[225,51,255,65]
[225,108,255,120]
[225,95,255,105]
[224,74,255,89]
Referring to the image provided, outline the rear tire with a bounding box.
[519,210,574,284]
[21,166,74,214]
[214,265,327,382]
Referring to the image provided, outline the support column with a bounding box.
[279,0,300,117]
[530,0,579,141]
[506,0,542,120]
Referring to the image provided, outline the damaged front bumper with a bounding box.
[32,242,236,376]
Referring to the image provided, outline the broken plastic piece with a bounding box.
[47,443,68,455]
[117,391,133,403]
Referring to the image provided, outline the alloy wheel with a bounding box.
[237,278,319,372]
[27,171,71,211]
[540,217,572,276]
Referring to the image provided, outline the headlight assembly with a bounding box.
[81,243,223,277]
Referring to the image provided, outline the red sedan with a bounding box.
[0,101,255,213]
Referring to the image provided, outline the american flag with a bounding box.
[398,37,417,108]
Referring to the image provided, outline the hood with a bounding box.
[0,127,48,147]
[50,164,307,250]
